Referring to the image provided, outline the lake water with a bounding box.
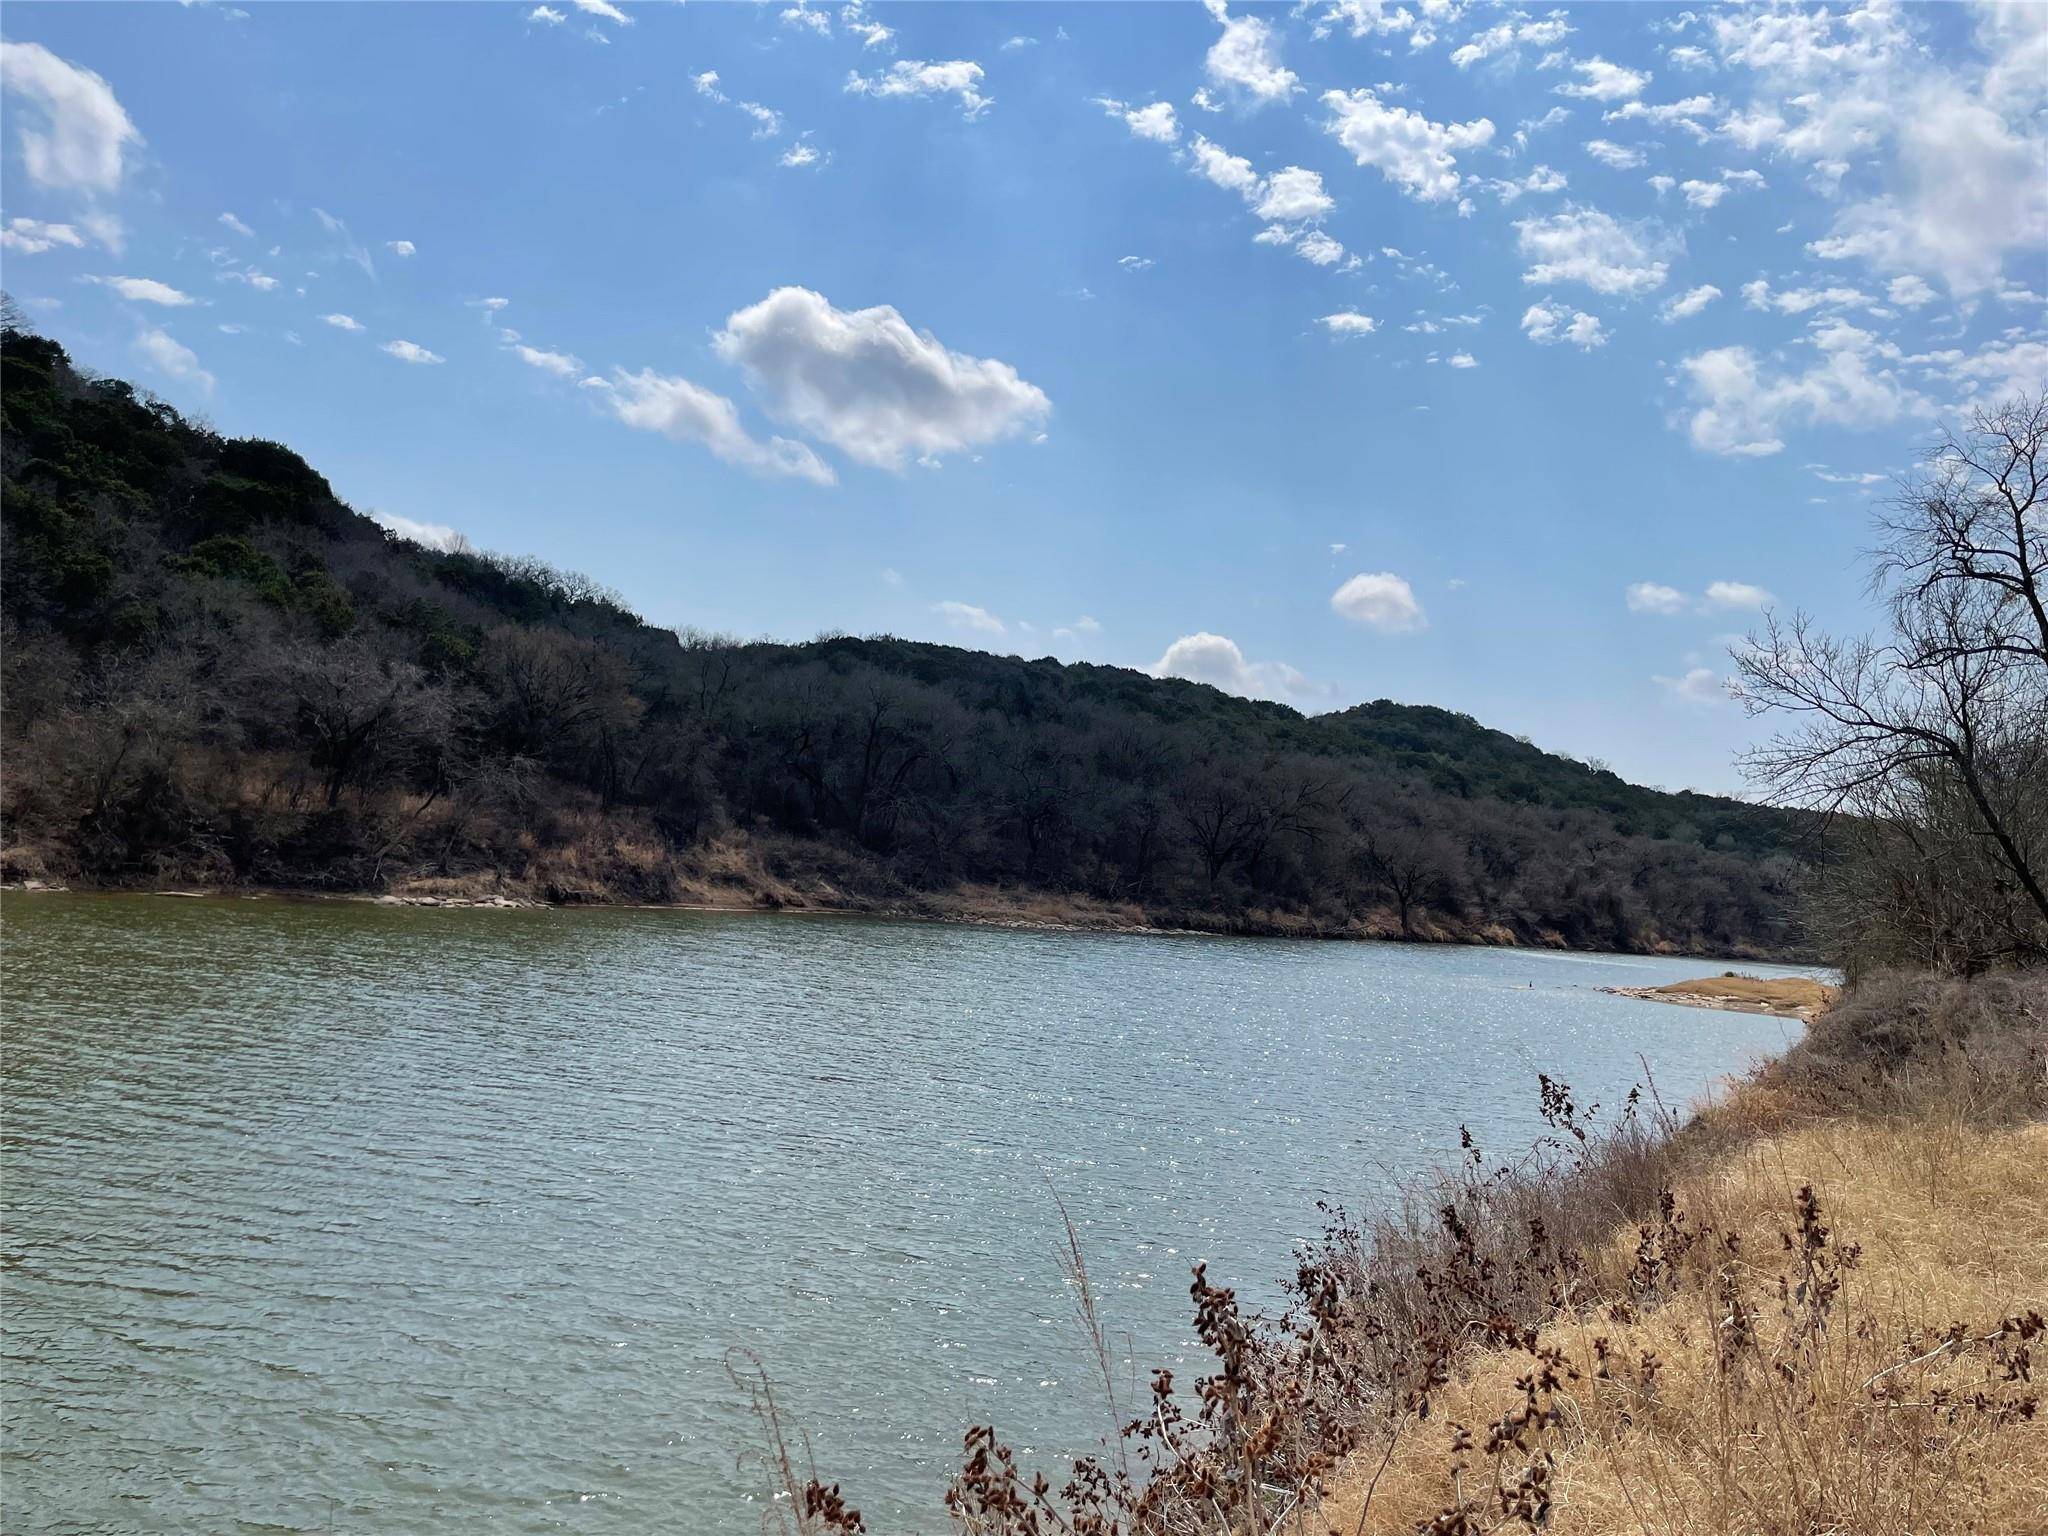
[1,894,1819,1534]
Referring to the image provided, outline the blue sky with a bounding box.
[3,1,2043,793]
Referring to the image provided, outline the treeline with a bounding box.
[1,322,1811,955]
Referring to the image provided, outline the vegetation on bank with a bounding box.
[2,317,1812,957]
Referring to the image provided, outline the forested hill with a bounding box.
[0,323,1812,955]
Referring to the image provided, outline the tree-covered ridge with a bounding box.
[0,324,1810,955]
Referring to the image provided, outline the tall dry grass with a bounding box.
[750,971,2046,1536]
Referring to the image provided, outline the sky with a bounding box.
[2,1,2043,794]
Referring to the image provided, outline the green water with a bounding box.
[1,893,1819,1533]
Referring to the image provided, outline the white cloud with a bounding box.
[0,41,141,194]
[780,2,830,36]
[0,217,84,255]
[1603,94,1717,136]
[1307,0,1417,42]
[780,141,821,169]
[1330,571,1427,633]
[1807,90,2048,296]
[1097,96,1180,145]
[1582,138,1644,169]
[712,286,1050,472]
[1555,56,1650,101]
[1294,229,1349,266]
[606,366,836,485]
[85,275,197,306]
[1319,311,1378,337]
[846,60,990,119]
[218,211,253,237]
[1514,205,1669,293]
[735,101,783,139]
[1321,87,1495,203]
[1653,666,1728,705]
[1677,320,1922,457]
[1446,351,1479,369]
[1625,581,1688,615]
[1150,632,1327,702]
[1740,279,1871,315]
[1886,274,1936,308]
[216,267,280,292]
[320,312,363,331]
[1189,134,1261,197]
[1704,579,1773,610]
[385,239,417,257]
[933,600,1005,636]
[570,0,632,23]
[840,1,895,49]
[1254,165,1334,223]
[381,339,445,365]
[512,343,582,377]
[1659,283,1721,321]
[134,326,212,393]
[1118,255,1155,273]
[1520,299,1606,349]
[1451,12,1573,70]
[376,513,466,551]
[527,5,566,22]
[1202,0,1298,107]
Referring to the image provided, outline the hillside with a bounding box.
[0,323,1813,955]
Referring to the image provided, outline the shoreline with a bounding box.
[0,877,1822,968]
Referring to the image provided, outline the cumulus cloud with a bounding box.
[1677,320,1923,457]
[1807,90,2048,296]
[1626,581,1688,615]
[933,600,1005,636]
[605,366,836,485]
[712,286,1050,472]
[1097,96,1179,144]
[1330,571,1427,633]
[512,343,583,378]
[1704,579,1773,610]
[1886,274,1937,308]
[134,326,212,393]
[1255,165,1335,223]
[381,339,445,365]
[1582,138,1644,169]
[1659,283,1721,321]
[1151,631,1328,702]
[1202,0,1299,107]
[1319,311,1378,337]
[320,312,363,331]
[0,216,85,254]
[1555,57,1650,101]
[846,60,990,118]
[1520,300,1606,348]
[1189,134,1261,197]
[0,41,141,195]
[385,239,417,257]
[1322,87,1494,203]
[1514,205,1670,293]
[85,275,197,306]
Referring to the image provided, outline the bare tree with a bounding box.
[1735,394,2048,967]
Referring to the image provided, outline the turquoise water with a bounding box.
[1,894,1817,1533]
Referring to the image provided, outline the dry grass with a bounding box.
[1320,1111,2048,1535]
